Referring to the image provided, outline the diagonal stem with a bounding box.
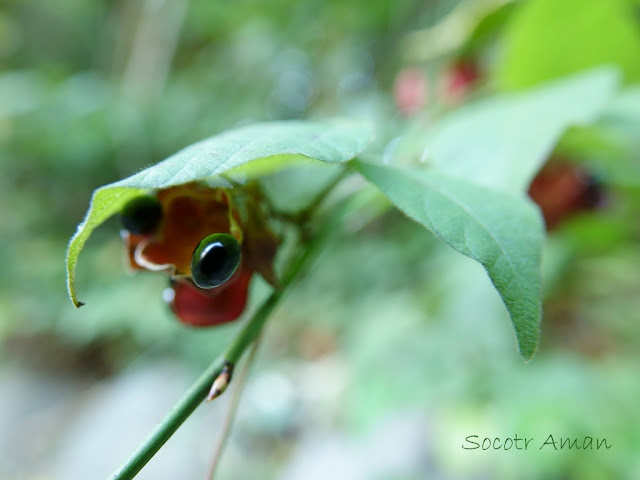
[109,195,342,480]
[206,330,264,480]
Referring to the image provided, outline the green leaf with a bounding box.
[66,120,372,307]
[354,160,544,360]
[599,87,640,134]
[497,0,640,90]
[462,1,517,56]
[424,68,619,193]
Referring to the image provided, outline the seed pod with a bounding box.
[165,273,251,327]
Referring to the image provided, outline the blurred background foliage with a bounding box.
[1,0,640,479]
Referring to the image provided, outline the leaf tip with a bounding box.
[66,243,83,309]
[67,280,85,308]
[520,349,537,363]
[518,337,539,362]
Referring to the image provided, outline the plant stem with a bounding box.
[109,203,336,480]
[206,331,263,480]
[267,166,351,226]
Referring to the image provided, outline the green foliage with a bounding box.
[355,161,544,359]
[498,0,640,89]
[4,0,640,478]
[66,120,372,307]
[462,2,517,55]
[600,87,640,134]
[425,68,619,192]
[66,67,631,360]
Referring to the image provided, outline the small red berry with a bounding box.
[440,59,481,104]
[393,68,428,116]
[528,161,604,230]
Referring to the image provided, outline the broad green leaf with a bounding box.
[67,120,372,307]
[497,0,640,90]
[354,160,544,360]
[425,68,619,193]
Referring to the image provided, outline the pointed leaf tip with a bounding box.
[355,160,544,360]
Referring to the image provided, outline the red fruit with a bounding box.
[165,268,252,327]
[393,68,428,116]
[440,59,481,104]
[528,162,603,230]
[120,182,278,327]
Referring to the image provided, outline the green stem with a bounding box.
[206,331,263,480]
[109,203,336,480]
[268,166,351,226]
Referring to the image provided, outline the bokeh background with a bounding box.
[1,0,640,479]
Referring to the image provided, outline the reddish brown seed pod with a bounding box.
[439,58,482,105]
[165,271,252,327]
[120,182,278,327]
[528,161,604,230]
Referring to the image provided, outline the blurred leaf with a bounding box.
[402,0,510,62]
[425,68,619,193]
[561,87,640,186]
[66,120,372,308]
[599,86,640,134]
[462,1,517,55]
[355,160,544,360]
[497,0,640,89]
[556,124,640,187]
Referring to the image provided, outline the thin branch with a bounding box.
[262,166,352,227]
[110,290,284,479]
[109,204,339,480]
[109,181,372,480]
[206,332,264,480]
[122,0,188,101]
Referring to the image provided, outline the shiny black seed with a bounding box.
[581,175,604,208]
[191,233,241,289]
[121,195,163,234]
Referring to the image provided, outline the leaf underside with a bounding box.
[355,160,544,360]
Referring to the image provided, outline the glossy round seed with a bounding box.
[191,233,241,289]
[121,195,163,235]
[581,176,603,208]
